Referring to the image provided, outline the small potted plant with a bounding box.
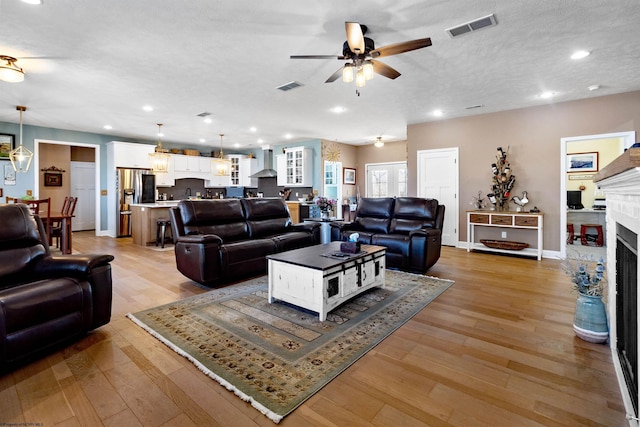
[563,254,608,343]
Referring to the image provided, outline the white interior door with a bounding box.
[417,148,459,247]
[70,161,96,231]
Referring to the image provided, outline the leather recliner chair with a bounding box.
[0,204,114,371]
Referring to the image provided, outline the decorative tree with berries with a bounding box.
[487,146,515,211]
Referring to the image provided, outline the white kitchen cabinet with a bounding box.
[108,141,155,169]
[227,155,258,187]
[281,147,312,187]
[174,155,209,173]
[276,154,287,186]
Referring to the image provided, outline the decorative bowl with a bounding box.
[480,239,529,251]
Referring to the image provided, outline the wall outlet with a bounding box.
[501,231,507,238]
[26,190,32,196]
[101,189,108,196]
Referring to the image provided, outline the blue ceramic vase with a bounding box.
[573,294,609,343]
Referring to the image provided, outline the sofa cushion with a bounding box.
[220,239,276,276]
[178,200,249,242]
[372,234,410,257]
[242,198,291,238]
[389,197,440,233]
[271,232,319,252]
[352,198,394,234]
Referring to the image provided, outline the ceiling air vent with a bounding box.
[446,14,497,38]
[465,104,484,110]
[196,112,212,117]
[276,81,303,92]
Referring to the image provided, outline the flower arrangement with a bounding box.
[315,196,336,212]
[562,254,606,296]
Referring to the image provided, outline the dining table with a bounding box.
[44,211,74,254]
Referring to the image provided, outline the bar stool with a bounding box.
[580,224,604,246]
[156,218,172,248]
[567,223,575,245]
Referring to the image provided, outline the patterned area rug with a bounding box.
[127,270,454,423]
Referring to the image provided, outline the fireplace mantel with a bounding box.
[595,146,640,423]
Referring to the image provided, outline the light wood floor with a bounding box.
[1,232,627,426]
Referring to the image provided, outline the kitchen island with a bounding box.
[130,201,180,246]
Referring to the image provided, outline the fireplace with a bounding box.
[594,145,640,422]
[616,223,638,414]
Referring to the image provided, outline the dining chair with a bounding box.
[52,197,77,248]
[20,198,52,241]
[5,197,18,204]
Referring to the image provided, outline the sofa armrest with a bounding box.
[32,254,114,278]
[176,234,224,245]
[409,227,442,239]
[330,221,356,241]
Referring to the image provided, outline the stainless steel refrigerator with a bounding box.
[116,168,156,237]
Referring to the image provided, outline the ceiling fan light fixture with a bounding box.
[355,69,366,88]
[342,64,354,83]
[363,61,374,80]
[0,56,25,83]
[149,123,169,173]
[10,106,33,173]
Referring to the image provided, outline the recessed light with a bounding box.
[571,50,590,60]
[285,134,292,140]
[199,138,206,143]
[331,106,346,114]
[257,139,264,144]
[588,85,601,91]
[539,91,555,99]
[203,117,212,124]
[157,132,164,137]
[234,143,240,148]
[432,109,444,117]
[21,0,43,4]
[103,125,112,130]
[250,126,257,132]
[142,105,153,112]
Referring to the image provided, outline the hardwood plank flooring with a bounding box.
[0,232,627,426]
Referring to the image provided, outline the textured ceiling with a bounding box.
[1,0,639,149]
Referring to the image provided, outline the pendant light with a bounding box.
[148,123,169,173]
[374,136,384,148]
[0,56,25,83]
[211,133,231,176]
[9,106,33,173]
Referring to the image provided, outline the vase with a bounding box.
[573,293,609,343]
[320,210,329,219]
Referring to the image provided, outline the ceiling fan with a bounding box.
[291,22,431,88]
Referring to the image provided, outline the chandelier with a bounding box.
[0,56,24,83]
[10,106,33,173]
[211,134,231,176]
[148,123,169,173]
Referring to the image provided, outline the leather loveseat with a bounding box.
[169,198,320,286]
[330,197,445,274]
[0,204,114,370]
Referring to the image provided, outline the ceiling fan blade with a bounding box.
[345,22,365,53]
[370,37,432,58]
[371,60,401,79]
[290,55,345,59]
[325,67,343,83]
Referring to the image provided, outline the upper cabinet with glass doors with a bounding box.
[277,147,312,186]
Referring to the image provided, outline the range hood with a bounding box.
[250,147,278,178]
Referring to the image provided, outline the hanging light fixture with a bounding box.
[10,106,33,173]
[342,63,354,83]
[374,136,384,148]
[355,67,367,88]
[211,133,231,176]
[148,123,169,173]
[363,60,374,80]
[0,56,25,83]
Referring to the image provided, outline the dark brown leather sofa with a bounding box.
[330,197,445,274]
[0,204,114,370]
[169,198,320,286]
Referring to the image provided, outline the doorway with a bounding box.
[417,148,459,247]
[34,139,101,236]
[560,131,635,259]
[323,160,342,218]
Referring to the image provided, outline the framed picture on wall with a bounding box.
[0,134,15,159]
[343,167,356,185]
[44,172,63,186]
[567,152,598,173]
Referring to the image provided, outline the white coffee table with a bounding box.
[267,242,386,321]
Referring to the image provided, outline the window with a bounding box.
[366,162,407,197]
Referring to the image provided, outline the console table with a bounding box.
[467,210,544,260]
